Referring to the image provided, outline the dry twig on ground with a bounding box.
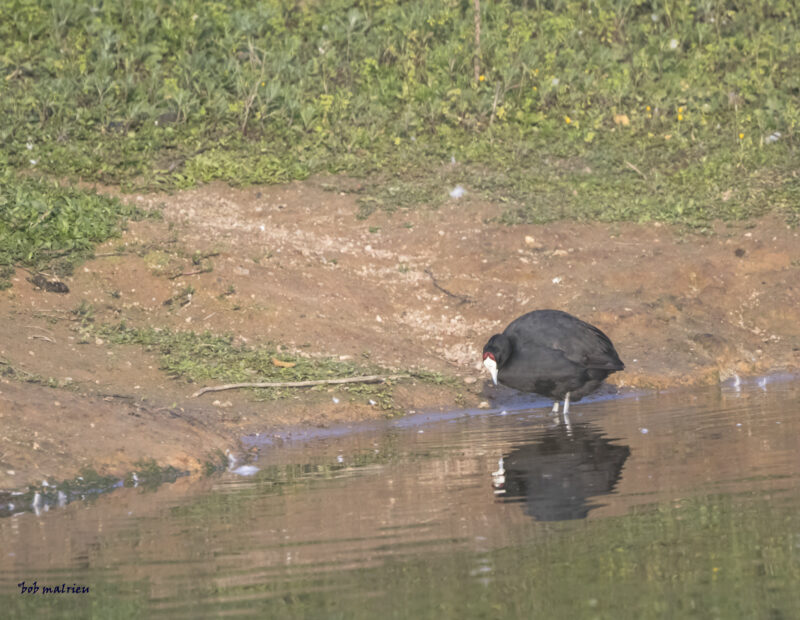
[191,374,409,398]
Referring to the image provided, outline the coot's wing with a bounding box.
[504,310,624,370]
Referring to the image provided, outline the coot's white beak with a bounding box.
[483,357,498,386]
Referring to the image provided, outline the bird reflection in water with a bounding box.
[492,423,630,521]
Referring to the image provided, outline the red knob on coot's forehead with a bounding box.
[483,352,495,361]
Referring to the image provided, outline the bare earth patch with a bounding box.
[2,178,799,490]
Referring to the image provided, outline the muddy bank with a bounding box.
[2,178,799,491]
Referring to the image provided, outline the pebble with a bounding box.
[524,235,543,250]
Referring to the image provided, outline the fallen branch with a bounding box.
[168,268,212,280]
[424,268,472,304]
[191,374,409,398]
[29,334,56,343]
[27,274,69,294]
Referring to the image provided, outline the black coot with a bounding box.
[482,309,624,413]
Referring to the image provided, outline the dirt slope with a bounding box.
[2,178,798,490]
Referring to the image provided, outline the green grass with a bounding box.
[95,322,451,409]
[0,353,76,390]
[0,172,154,285]
[1,0,799,278]
[96,322,388,386]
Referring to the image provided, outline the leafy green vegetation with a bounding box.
[0,171,155,288]
[0,354,74,389]
[94,322,447,408]
[1,0,798,230]
[96,322,386,385]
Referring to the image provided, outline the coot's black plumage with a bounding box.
[482,310,624,413]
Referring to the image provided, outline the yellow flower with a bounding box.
[478,74,485,82]
[564,115,572,124]
[677,113,683,121]
[646,105,651,111]
[739,132,744,139]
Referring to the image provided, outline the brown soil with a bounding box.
[2,178,798,491]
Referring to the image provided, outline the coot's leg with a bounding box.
[563,391,571,415]
[562,408,573,436]
[551,401,559,414]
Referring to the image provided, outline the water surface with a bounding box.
[2,377,800,618]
